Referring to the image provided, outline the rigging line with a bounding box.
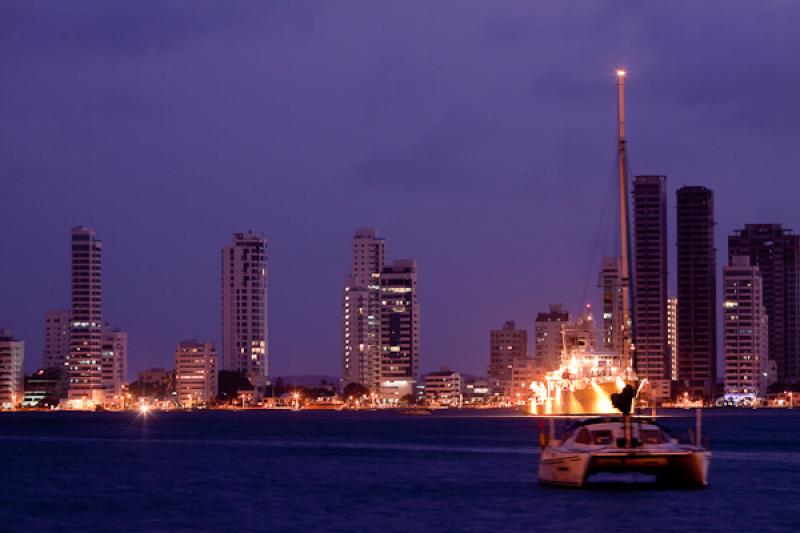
[578,154,618,308]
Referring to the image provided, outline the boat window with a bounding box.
[590,430,613,445]
[641,428,666,444]
[575,427,591,444]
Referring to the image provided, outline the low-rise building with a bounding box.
[21,368,66,408]
[424,368,462,406]
[175,340,217,406]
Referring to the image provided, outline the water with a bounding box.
[1,409,798,532]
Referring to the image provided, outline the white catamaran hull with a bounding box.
[539,447,710,487]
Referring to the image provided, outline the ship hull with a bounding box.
[539,448,710,487]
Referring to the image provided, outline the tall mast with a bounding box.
[616,69,635,373]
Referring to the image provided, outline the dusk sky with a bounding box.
[2,1,800,379]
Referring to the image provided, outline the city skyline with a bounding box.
[3,3,800,378]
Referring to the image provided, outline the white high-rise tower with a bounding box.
[221,231,268,386]
[342,228,385,392]
[67,226,103,402]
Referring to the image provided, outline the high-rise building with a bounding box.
[341,228,385,392]
[43,309,71,370]
[598,257,624,353]
[379,259,420,400]
[723,256,769,397]
[100,323,127,396]
[488,321,530,397]
[632,175,669,381]
[175,340,217,406]
[0,329,25,409]
[67,226,104,402]
[534,304,570,374]
[221,231,268,387]
[676,186,717,400]
[728,224,800,384]
[667,297,678,381]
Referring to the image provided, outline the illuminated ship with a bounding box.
[528,69,638,416]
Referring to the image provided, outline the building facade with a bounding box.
[100,323,127,396]
[488,321,530,398]
[598,257,625,353]
[424,369,462,406]
[534,304,570,374]
[728,224,800,384]
[0,329,25,409]
[221,232,268,386]
[667,297,678,381]
[676,186,717,400]
[379,259,420,401]
[67,226,104,402]
[723,257,769,397]
[632,176,669,381]
[43,309,71,370]
[175,340,217,405]
[341,228,385,392]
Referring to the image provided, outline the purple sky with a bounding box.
[2,2,800,379]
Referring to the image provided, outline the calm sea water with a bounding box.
[1,409,798,532]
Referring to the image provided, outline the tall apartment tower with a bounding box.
[534,304,570,373]
[43,309,71,370]
[667,297,678,381]
[67,226,103,401]
[221,232,268,386]
[728,224,800,384]
[100,324,127,396]
[598,257,624,353]
[379,260,420,398]
[632,176,669,381]
[488,321,530,397]
[676,186,717,400]
[723,257,769,397]
[342,228,385,392]
[175,340,217,405]
[0,329,25,409]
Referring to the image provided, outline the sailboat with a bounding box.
[537,385,711,487]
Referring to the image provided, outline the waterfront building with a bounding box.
[534,304,570,374]
[676,186,717,401]
[723,256,769,397]
[379,260,420,401]
[221,231,268,387]
[0,329,25,409]
[175,340,217,406]
[341,228,385,393]
[42,309,71,370]
[632,176,669,381]
[378,259,420,401]
[21,367,66,408]
[67,226,104,403]
[462,378,492,404]
[423,368,462,406]
[667,297,678,381]
[728,224,800,384]
[100,323,127,396]
[598,257,625,353]
[488,321,530,398]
